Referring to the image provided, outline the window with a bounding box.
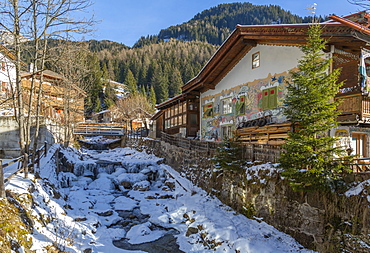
[252,52,260,69]
[262,87,278,110]
[190,114,197,125]
[203,103,213,118]
[221,98,233,115]
[351,133,367,157]
[164,101,187,129]
[221,125,232,140]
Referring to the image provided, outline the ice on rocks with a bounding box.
[58,172,77,188]
[71,176,93,189]
[74,161,97,177]
[126,222,164,245]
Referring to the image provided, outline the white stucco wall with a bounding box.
[202,44,304,98]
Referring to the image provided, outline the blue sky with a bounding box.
[85,0,363,47]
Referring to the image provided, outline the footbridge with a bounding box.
[72,123,126,136]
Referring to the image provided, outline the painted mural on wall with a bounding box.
[201,71,290,141]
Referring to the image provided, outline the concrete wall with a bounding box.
[0,116,21,157]
[0,116,64,158]
[130,138,370,253]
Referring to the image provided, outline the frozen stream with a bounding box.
[6,143,315,252]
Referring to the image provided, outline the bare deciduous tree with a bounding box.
[110,94,154,132]
[0,0,95,155]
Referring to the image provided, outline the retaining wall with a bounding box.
[128,138,370,252]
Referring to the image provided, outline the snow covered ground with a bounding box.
[5,142,316,253]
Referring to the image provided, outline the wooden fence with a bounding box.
[160,132,282,162]
[0,142,48,197]
[161,132,219,154]
[241,143,282,163]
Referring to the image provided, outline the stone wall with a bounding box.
[128,138,370,252]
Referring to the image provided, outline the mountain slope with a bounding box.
[137,3,315,47]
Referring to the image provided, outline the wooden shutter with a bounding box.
[269,87,277,109]
[262,90,269,109]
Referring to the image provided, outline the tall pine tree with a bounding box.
[125,69,138,95]
[169,67,184,97]
[279,25,346,191]
[149,86,156,106]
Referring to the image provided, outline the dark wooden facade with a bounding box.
[154,93,200,138]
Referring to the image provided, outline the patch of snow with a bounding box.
[126,222,164,244]
[345,179,370,198]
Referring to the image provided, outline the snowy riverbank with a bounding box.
[5,144,315,252]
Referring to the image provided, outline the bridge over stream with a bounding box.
[72,123,126,136]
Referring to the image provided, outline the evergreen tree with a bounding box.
[140,85,146,96]
[94,96,102,112]
[149,86,156,106]
[84,53,105,116]
[169,67,183,97]
[213,138,245,172]
[125,69,138,95]
[151,66,169,103]
[279,25,346,191]
[103,81,116,109]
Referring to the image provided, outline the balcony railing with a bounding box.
[337,93,370,118]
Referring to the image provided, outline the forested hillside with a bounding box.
[95,39,216,104]
[147,3,316,46]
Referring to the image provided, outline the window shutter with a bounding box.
[262,90,269,109]
[269,87,277,109]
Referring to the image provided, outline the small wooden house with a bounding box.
[21,70,86,123]
[152,93,200,139]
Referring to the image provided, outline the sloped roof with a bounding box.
[182,13,370,94]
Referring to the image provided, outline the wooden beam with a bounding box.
[242,39,257,47]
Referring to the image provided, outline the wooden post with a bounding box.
[0,160,5,198]
[37,150,40,169]
[23,153,28,178]
[44,141,48,154]
[251,144,255,161]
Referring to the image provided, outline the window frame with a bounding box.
[221,97,233,115]
[252,52,260,69]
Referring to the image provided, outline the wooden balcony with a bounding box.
[336,93,370,122]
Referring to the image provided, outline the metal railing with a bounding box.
[73,123,126,136]
[343,157,370,172]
